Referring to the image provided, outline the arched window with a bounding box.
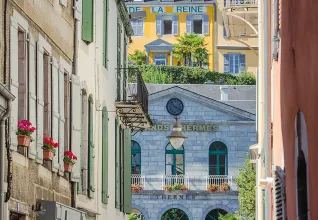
[161,208,189,220]
[205,209,228,220]
[209,141,228,175]
[131,140,141,174]
[165,143,184,175]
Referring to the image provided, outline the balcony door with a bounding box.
[131,140,141,175]
[209,141,228,175]
[165,143,184,175]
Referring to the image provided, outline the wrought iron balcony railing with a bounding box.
[225,0,258,7]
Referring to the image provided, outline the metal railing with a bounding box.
[116,67,149,114]
[225,0,258,6]
[162,175,190,190]
[206,175,233,190]
[132,174,145,188]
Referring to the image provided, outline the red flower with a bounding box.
[73,155,78,160]
[54,142,60,148]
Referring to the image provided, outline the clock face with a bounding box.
[166,98,184,116]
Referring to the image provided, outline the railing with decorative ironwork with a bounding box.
[116,67,149,114]
[206,175,233,190]
[162,175,190,190]
[132,174,146,189]
[225,0,258,6]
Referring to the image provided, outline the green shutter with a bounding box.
[82,0,94,42]
[115,119,120,208]
[123,128,132,214]
[102,107,108,203]
[103,0,108,67]
[88,95,95,198]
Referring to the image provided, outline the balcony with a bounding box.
[115,67,152,133]
[131,175,235,194]
[222,0,258,39]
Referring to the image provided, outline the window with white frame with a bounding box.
[156,14,179,36]
[163,15,173,35]
[224,53,246,74]
[193,15,203,34]
[131,19,144,36]
[154,54,167,65]
[186,14,209,35]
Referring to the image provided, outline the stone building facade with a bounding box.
[131,85,256,219]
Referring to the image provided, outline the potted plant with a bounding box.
[219,182,230,192]
[207,184,219,192]
[16,120,36,147]
[164,185,174,191]
[164,183,188,192]
[42,137,59,161]
[63,150,77,172]
[131,184,143,193]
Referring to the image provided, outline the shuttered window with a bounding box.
[115,119,120,208]
[273,166,286,220]
[123,128,132,214]
[102,107,109,204]
[88,95,95,198]
[224,53,246,74]
[82,0,94,42]
[131,20,144,36]
[103,0,108,67]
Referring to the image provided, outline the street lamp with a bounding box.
[167,117,187,149]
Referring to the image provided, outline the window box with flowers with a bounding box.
[131,184,143,193]
[164,183,188,194]
[42,137,59,161]
[63,151,77,173]
[16,120,36,147]
[207,182,230,192]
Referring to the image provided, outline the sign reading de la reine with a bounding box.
[127,6,207,14]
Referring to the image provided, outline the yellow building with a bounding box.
[127,2,216,70]
[216,0,258,75]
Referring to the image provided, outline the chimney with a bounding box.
[220,86,228,101]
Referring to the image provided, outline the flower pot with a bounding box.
[64,162,73,172]
[43,149,55,161]
[17,135,31,147]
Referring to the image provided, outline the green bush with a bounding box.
[129,65,256,85]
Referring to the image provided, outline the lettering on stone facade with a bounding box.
[146,124,217,132]
[155,195,196,200]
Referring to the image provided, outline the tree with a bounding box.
[173,33,209,67]
[129,50,147,65]
[235,156,256,219]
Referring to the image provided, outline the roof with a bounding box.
[144,39,174,51]
[128,84,256,114]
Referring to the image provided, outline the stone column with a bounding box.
[170,51,173,66]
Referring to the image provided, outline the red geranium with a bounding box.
[63,150,77,165]
[42,136,59,153]
[16,119,36,137]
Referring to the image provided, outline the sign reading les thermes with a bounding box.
[146,124,217,132]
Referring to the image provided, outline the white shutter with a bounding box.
[36,42,44,162]
[10,18,19,151]
[71,74,82,182]
[52,57,60,172]
[58,65,65,173]
[28,33,37,159]
[273,166,286,220]
[59,0,67,7]
[74,0,82,20]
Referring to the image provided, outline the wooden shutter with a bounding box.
[102,107,109,204]
[172,15,179,35]
[123,128,132,214]
[239,54,246,73]
[202,14,209,35]
[88,95,95,198]
[137,20,143,36]
[52,58,60,172]
[273,166,286,220]
[28,33,37,159]
[186,14,192,34]
[10,18,19,151]
[223,54,230,73]
[71,74,82,182]
[115,119,120,208]
[75,0,82,20]
[36,42,45,162]
[58,65,65,173]
[156,15,162,36]
[103,0,108,67]
[82,0,94,42]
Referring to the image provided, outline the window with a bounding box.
[102,107,109,204]
[209,141,228,175]
[131,140,141,174]
[163,16,173,35]
[205,209,228,220]
[82,0,94,42]
[165,143,184,175]
[224,53,245,74]
[161,208,189,220]
[88,94,95,198]
[154,54,167,66]
[193,15,203,34]
[103,0,108,66]
[131,20,144,36]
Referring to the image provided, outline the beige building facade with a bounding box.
[0,0,151,219]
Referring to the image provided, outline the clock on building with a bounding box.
[166,98,184,116]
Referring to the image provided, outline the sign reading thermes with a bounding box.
[146,124,217,132]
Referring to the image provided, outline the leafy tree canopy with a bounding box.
[128,50,147,65]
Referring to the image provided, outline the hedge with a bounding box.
[129,65,256,85]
